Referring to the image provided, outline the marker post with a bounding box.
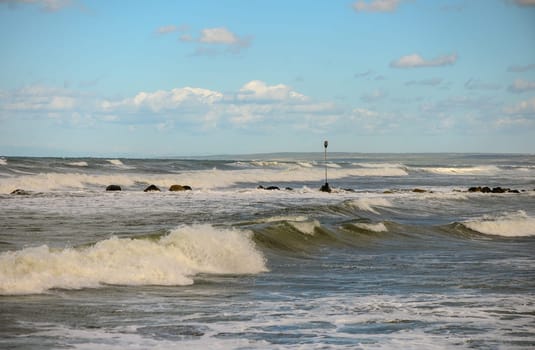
[320,140,331,192]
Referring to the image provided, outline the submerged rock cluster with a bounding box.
[103,184,192,192]
[468,186,520,194]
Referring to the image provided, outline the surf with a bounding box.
[0,224,267,295]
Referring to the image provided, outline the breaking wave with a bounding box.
[67,161,89,167]
[0,225,267,295]
[461,211,535,237]
[346,197,393,214]
[350,222,388,232]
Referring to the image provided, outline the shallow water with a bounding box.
[1,154,534,349]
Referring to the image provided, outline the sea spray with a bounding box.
[0,224,267,295]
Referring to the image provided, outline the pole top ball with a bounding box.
[324,140,328,148]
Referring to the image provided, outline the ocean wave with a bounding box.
[461,211,535,237]
[106,159,135,170]
[346,197,393,214]
[416,165,501,176]
[350,222,388,232]
[0,158,6,166]
[0,225,267,295]
[107,159,124,166]
[67,161,89,167]
[0,165,408,194]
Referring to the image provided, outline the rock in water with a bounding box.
[144,184,161,192]
[106,185,122,191]
[169,184,192,191]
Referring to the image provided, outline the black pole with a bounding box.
[320,140,331,192]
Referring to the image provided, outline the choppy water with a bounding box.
[0,153,534,349]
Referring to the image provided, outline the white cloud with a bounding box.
[155,25,178,35]
[495,116,534,128]
[390,53,457,68]
[237,80,307,103]
[508,79,535,93]
[504,97,535,115]
[349,107,398,132]
[101,87,224,113]
[353,0,402,13]
[1,85,78,112]
[200,27,239,45]
[180,27,252,55]
[98,81,337,129]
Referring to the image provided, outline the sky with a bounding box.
[0,0,534,157]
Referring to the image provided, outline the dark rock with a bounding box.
[320,183,331,193]
[491,187,506,193]
[481,186,491,193]
[169,184,192,191]
[10,189,30,195]
[106,185,122,191]
[144,184,161,192]
[285,187,293,191]
[257,185,280,190]
[468,186,481,192]
[508,189,520,194]
[412,188,427,193]
[383,190,394,194]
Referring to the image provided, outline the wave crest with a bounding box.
[461,211,535,237]
[0,224,267,295]
[347,197,393,214]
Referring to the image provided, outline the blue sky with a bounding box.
[1,0,534,156]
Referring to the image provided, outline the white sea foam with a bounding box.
[67,161,89,167]
[0,158,7,166]
[462,210,535,237]
[348,197,393,214]
[0,165,408,194]
[351,222,388,232]
[0,225,267,295]
[288,219,321,235]
[296,161,313,168]
[107,159,124,166]
[419,165,500,175]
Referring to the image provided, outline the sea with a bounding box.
[0,153,534,349]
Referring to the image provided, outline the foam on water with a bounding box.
[348,197,393,214]
[462,210,535,237]
[0,224,267,295]
[351,222,388,232]
[106,159,124,166]
[418,165,501,175]
[67,161,89,167]
[0,165,408,194]
[0,158,7,166]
